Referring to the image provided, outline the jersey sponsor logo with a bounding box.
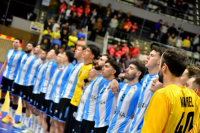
[180,97,194,107]
[80,99,85,104]
[114,110,126,118]
[90,94,97,100]
[138,102,147,108]
[98,100,106,105]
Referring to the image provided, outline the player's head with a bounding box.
[125,61,146,82]
[13,38,22,50]
[40,47,48,61]
[63,50,75,63]
[145,47,165,71]
[186,75,200,97]
[56,53,64,64]
[46,49,59,60]
[25,41,36,54]
[34,45,43,55]
[180,65,200,86]
[74,45,87,60]
[150,78,163,92]
[83,45,100,61]
[102,60,121,79]
[96,55,114,69]
[89,65,102,81]
[158,48,187,84]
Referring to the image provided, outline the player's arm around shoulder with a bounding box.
[141,90,170,133]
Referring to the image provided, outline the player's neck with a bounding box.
[77,57,84,63]
[27,51,34,55]
[148,66,159,75]
[57,63,63,67]
[13,48,19,51]
[35,53,41,58]
[48,58,55,62]
[91,75,98,81]
[128,78,138,86]
[106,75,115,81]
[43,59,48,63]
[64,61,71,66]
[163,75,182,87]
[84,58,93,65]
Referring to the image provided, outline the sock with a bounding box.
[8,107,12,116]
[25,117,30,127]
[20,113,25,124]
[34,115,39,131]
[0,97,5,112]
[11,109,16,120]
[35,124,41,133]
[40,126,44,133]
[0,104,3,113]
[30,114,36,131]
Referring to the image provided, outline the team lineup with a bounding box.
[0,38,199,133]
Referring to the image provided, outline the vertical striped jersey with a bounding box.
[52,64,74,103]
[129,73,158,133]
[3,49,25,80]
[107,82,142,133]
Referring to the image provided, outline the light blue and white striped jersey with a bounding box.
[95,80,123,128]
[41,60,58,94]
[3,49,25,80]
[128,73,158,133]
[32,62,48,94]
[14,54,35,85]
[107,82,142,133]
[52,64,74,103]
[61,62,84,99]
[45,66,64,100]
[27,57,42,86]
[82,75,106,122]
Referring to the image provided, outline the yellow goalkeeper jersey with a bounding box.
[141,84,200,133]
[70,63,93,107]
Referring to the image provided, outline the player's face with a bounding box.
[13,40,20,50]
[150,78,163,92]
[125,64,138,81]
[89,67,98,79]
[185,77,195,90]
[74,47,83,59]
[96,56,108,68]
[180,69,189,86]
[25,43,34,53]
[145,50,160,69]
[46,49,56,59]
[83,48,94,60]
[56,53,63,64]
[40,51,47,60]
[34,45,41,54]
[62,52,68,62]
[102,63,115,79]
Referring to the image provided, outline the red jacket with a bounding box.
[130,47,139,58]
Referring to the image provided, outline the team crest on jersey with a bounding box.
[127,92,133,98]
[82,70,86,75]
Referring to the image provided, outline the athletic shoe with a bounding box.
[11,119,15,125]
[13,121,22,126]
[13,123,27,130]
[21,128,32,133]
[2,115,12,123]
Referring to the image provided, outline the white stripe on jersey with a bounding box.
[33,62,48,94]
[28,57,42,86]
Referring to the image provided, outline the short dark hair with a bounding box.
[78,45,87,51]
[15,38,22,44]
[161,48,188,77]
[186,65,200,78]
[39,45,47,52]
[159,19,162,22]
[191,75,200,90]
[130,61,147,81]
[87,44,100,59]
[64,50,75,63]
[28,41,36,47]
[105,60,121,78]
[52,49,59,55]
[102,54,115,62]
[151,46,165,57]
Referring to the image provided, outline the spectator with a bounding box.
[182,36,191,50]
[44,18,53,30]
[117,18,125,31]
[122,18,132,39]
[61,22,69,32]
[130,44,139,59]
[52,27,61,39]
[76,6,84,18]
[104,3,113,16]
[70,4,77,15]
[130,22,138,40]
[143,0,149,10]
[192,34,199,52]
[52,35,61,48]
[168,33,177,46]
[107,44,117,57]
[190,37,194,51]
[177,24,184,35]
[115,46,123,62]
[97,3,104,18]
[89,8,97,30]
[67,31,78,48]
[176,37,183,48]
[89,18,102,41]
[135,0,143,8]
[116,9,124,21]
[69,0,75,6]
[69,23,78,35]
[176,0,182,9]
[138,50,148,64]
[153,19,162,41]
[121,42,129,56]
[108,15,119,36]
[63,6,72,23]
[52,21,61,32]
[80,5,91,28]
[58,2,67,21]
[125,12,132,21]
[167,0,174,15]
[53,44,59,50]
[42,26,52,36]
[167,23,177,35]
[101,10,111,36]
[70,46,76,52]
[122,50,131,70]
[60,29,69,47]
[182,1,189,12]
[161,33,170,44]
[46,0,58,21]
[77,28,86,40]
[76,36,86,47]
[83,0,92,9]
[41,38,50,50]
[159,22,168,41]
[59,46,65,53]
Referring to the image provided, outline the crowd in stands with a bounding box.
[152,19,199,52]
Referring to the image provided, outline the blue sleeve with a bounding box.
[118,82,125,91]
[155,23,159,31]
